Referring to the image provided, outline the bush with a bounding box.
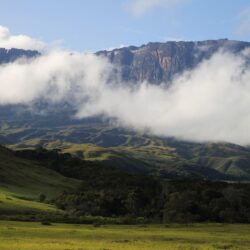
[41,220,52,226]
[39,193,46,203]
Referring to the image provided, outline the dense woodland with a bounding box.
[12,148,250,224]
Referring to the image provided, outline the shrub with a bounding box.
[41,220,52,226]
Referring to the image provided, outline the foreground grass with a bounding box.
[0,190,58,212]
[0,221,250,250]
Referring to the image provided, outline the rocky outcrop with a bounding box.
[98,39,250,84]
[0,48,40,64]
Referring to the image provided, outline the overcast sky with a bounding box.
[0,0,250,51]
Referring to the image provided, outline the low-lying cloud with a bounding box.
[1,32,250,145]
[76,50,250,145]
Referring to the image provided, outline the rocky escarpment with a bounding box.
[0,48,40,64]
[98,39,250,84]
[1,40,249,85]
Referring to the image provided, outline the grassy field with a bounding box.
[0,190,58,213]
[0,221,249,250]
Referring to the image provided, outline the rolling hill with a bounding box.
[0,145,80,215]
[4,123,250,181]
[1,144,250,223]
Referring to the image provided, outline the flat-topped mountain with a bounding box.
[1,39,250,85]
[0,48,40,64]
[1,40,250,181]
[97,39,250,84]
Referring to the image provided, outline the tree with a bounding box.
[39,193,46,202]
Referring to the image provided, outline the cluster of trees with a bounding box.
[55,175,162,219]
[55,181,250,223]
[162,181,250,223]
[16,148,250,223]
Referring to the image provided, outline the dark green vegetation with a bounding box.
[1,221,250,250]
[0,145,250,224]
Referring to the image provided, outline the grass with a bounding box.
[0,221,250,250]
[0,190,57,212]
[0,145,81,214]
[0,146,81,198]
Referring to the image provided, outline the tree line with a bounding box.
[16,148,250,223]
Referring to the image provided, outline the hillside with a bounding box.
[1,145,250,223]
[5,123,250,181]
[0,145,80,215]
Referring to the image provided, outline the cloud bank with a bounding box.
[76,50,250,145]
[0,26,45,50]
[1,28,250,145]
[0,50,113,106]
[127,0,188,16]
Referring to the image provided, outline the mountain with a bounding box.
[1,41,250,223]
[1,40,250,181]
[0,48,40,64]
[1,39,249,85]
[97,39,250,84]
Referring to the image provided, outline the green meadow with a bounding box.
[0,221,250,250]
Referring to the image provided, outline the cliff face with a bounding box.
[98,39,250,84]
[1,40,249,85]
[0,48,40,64]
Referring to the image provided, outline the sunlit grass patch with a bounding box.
[0,222,249,250]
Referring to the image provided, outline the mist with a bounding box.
[0,45,250,145]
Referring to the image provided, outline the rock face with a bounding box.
[1,39,250,85]
[97,39,250,84]
[0,48,40,64]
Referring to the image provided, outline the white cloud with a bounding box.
[75,50,250,145]
[127,0,188,16]
[106,44,127,51]
[163,36,186,42]
[0,26,45,50]
[0,50,112,105]
[236,6,250,36]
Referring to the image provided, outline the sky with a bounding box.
[0,0,250,52]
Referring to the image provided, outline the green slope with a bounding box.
[3,123,250,180]
[0,145,81,214]
[13,140,250,180]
